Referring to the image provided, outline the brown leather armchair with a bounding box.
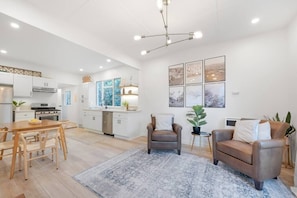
[147,114,182,155]
[212,121,289,190]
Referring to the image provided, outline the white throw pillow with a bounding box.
[233,120,260,143]
[155,114,173,131]
[258,121,271,140]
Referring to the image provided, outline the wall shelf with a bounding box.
[121,85,138,96]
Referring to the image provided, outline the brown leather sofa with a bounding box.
[212,121,289,190]
[147,114,182,155]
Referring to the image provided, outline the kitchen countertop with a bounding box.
[13,110,35,112]
[83,108,141,112]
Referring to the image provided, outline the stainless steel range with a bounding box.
[31,103,61,121]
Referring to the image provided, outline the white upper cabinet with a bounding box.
[0,72,13,85]
[13,74,33,97]
[33,77,57,89]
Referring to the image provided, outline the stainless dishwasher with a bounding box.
[102,111,113,135]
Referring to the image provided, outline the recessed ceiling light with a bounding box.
[10,22,20,29]
[79,68,84,72]
[0,50,7,54]
[106,59,111,63]
[99,66,103,69]
[251,18,260,24]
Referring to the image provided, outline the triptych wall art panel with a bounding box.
[169,55,226,108]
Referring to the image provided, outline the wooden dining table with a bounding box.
[2,120,67,179]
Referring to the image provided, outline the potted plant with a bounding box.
[265,112,296,167]
[265,112,296,137]
[122,100,129,111]
[186,105,207,134]
[13,100,26,111]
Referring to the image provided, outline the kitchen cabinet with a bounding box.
[13,74,33,97]
[13,110,35,121]
[82,110,102,133]
[113,111,141,139]
[80,83,96,109]
[33,76,57,89]
[0,72,13,85]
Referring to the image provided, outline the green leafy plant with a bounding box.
[266,112,296,137]
[12,100,26,107]
[122,100,129,107]
[122,101,129,110]
[186,105,207,127]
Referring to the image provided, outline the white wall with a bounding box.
[140,29,290,145]
[91,66,139,86]
[287,15,297,186]
[288,16,297,129]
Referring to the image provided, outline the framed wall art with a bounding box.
[204,82,225,108]
[185,85,203,107]
[185,60,203,84]
[169,63,184,86]
[204,56,225,83]
[169,86,184,107]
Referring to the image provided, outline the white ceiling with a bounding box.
[0,0,297,75]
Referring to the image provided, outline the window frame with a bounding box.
[96,78,121,107]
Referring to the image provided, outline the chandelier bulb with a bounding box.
[134,35,142,41]
[193,31,203,39]
[157,0,163,10]
[141,50,147,55]
[167,38,171,44]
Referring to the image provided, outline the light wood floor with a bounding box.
[0,128,294,198]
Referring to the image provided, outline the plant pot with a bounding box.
[15,107,21,111]
[193,127,201,134]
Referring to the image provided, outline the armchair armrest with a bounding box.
[147,123,154,138]
[172,123,182,134]
[147,123,154,132]
[173,123,182,151]
[252,139,285,180]
[212,129,234,142]
[212,129,234,162]
[147,123,154,150]
[253,139,284,150]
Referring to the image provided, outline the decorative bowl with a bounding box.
[28,119,42,125]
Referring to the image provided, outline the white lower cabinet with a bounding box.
[113,112,140,140]
[13,110,35,121]
[82,110,102,133]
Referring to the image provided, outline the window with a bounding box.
[96,78,121,106]
[65,90,71,105]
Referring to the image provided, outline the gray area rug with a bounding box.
[74,148,295,198]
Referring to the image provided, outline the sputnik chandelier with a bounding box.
[134,0,203,55]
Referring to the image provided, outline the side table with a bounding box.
[191,131,212,152]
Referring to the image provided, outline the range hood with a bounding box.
[32,87,57,93]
